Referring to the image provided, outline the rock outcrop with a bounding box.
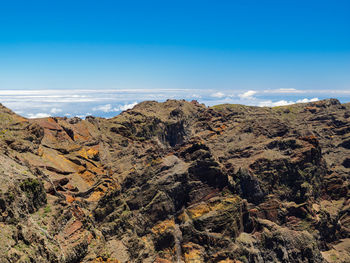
[0,99,349,262]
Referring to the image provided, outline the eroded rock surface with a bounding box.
[0,99,349,262]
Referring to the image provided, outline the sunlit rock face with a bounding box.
[0,98,349,263]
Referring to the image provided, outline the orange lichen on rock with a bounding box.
[187,196,240,219]
[87,191,105,202]
[86,162,104,175]
[77,147,89,159]
[154,258,172,263]
[77,146,99,160]
[183,242,203,263]
[151,218,175,234]
[178,211,190,223]
[87,145,99,159]
[218,260,242,263]
[187,203,211,219]
[79,170,97,185]
[65,194,75,203]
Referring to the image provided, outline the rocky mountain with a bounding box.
[0,98,349,263]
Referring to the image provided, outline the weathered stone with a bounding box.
[0,99,349,262]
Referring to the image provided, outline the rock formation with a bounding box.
[0,99,349,262]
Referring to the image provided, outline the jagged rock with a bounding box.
[0,99,349,262]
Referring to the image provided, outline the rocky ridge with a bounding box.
[0,99,349,262]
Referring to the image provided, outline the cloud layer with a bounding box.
[0,89,348,119]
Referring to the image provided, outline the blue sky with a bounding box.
[0,0,349,118]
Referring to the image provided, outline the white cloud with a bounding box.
[92,102,137,113]
[296,98,319,103]
[211,92,225,98]
[116,102,138,111]
[264,88,304,94]
[259,100,294,107]
[50,108,62,114]
[75,113,92,118]
[92,104,114,112]
[279,88,297,91]
[259,97,319,107]
[239,90,257,99]
[27,113,50,119]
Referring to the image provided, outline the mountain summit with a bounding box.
[0,99,349,262]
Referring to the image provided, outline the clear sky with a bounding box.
[0,0,349,118]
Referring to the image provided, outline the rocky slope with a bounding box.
[0,99,349,263]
